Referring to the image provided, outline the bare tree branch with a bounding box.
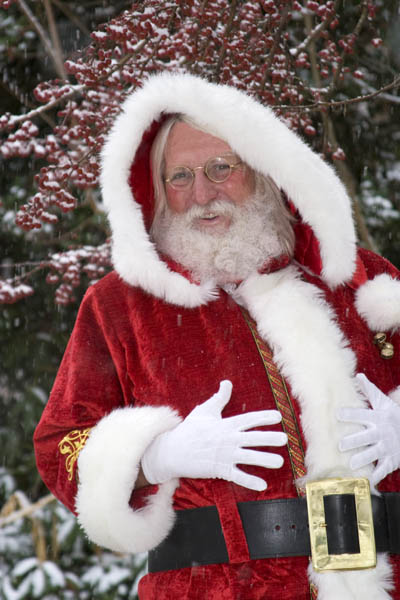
[1,84,85,131]
[300,3,379,253]
[0,493,56,527]
[356,81,400,105]
[43,0,68,79]
[327,1,369,96]
[325,115,379,252]
[278,74,400,111]
[50,0,91,37]
[15,0,67,80]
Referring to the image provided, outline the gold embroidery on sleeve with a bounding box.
[58,428,92,481]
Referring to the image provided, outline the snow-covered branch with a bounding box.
[356,80,400,105]
[278,74,400,111]
[1,0,398,305]
[291,0,341,58]
[0,84,85,131]
[0,493,56,528]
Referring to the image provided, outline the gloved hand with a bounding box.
[141,380,287,491]
[338,373,400,486]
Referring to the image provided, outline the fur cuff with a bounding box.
[355,274,400,332]
[75,405,181,554]
[308,553,393,600]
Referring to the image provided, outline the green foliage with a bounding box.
[0,472,146,599]
[0,3,129,598]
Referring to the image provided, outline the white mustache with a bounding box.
[185,200,235,222]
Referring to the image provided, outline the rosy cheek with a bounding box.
[166,190,188,213]
[222,178,252,206]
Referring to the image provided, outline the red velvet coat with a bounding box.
[34,73,400,599]
[35,248,400,600]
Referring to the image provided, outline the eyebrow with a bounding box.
[166,153,240,168]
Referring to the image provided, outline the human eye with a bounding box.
[207,157,230,181]
[168,167,192,187]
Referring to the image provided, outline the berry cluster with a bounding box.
[0,279,34,304]
[0,0,386,303]
[46,243,112,305]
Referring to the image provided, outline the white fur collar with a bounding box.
[235,266,393,599]
[100,72,357,305]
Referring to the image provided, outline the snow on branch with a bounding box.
[0,243,112,304]
[279,74,400,111]
[0,279,35,304]
[0,493,55,528]
[0,0,397,303]
[0,84,85,132]
[291,0,341,58]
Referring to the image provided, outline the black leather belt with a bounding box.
[148,493,400,573]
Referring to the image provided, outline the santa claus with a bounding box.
[34,72,400,600]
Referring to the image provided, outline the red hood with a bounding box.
[100,72,359,307]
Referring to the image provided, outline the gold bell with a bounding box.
[373,332,394,359]
[380,342,395,360]
[373,332,386,346]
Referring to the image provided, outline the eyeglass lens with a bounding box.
[166,156,237,189]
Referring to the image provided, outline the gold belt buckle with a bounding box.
[305,477,376,572]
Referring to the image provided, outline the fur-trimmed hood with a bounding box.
[100,71,358,305]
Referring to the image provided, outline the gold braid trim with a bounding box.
[58,428,92,481]
[241,308,307,485]
[241,309,318,599]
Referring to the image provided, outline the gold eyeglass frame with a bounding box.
[164,154,243,189]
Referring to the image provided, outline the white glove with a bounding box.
[338,373,400,486]
[141,380,287,492]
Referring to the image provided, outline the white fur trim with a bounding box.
[308,554,394,600]
[236,266,369,481]
[234,266,392,597]
[355,273,400,332]
[101,72,357,304]
[75,405,181,554]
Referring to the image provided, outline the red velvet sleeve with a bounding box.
[33,285,130,514]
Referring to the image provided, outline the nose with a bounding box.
[190,170,217,206]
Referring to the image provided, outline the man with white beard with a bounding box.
[35,73,400,600]
[150,118,295,288]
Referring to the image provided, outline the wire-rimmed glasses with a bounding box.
[164,155,243,190]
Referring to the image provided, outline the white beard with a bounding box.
[151,191,291,285]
